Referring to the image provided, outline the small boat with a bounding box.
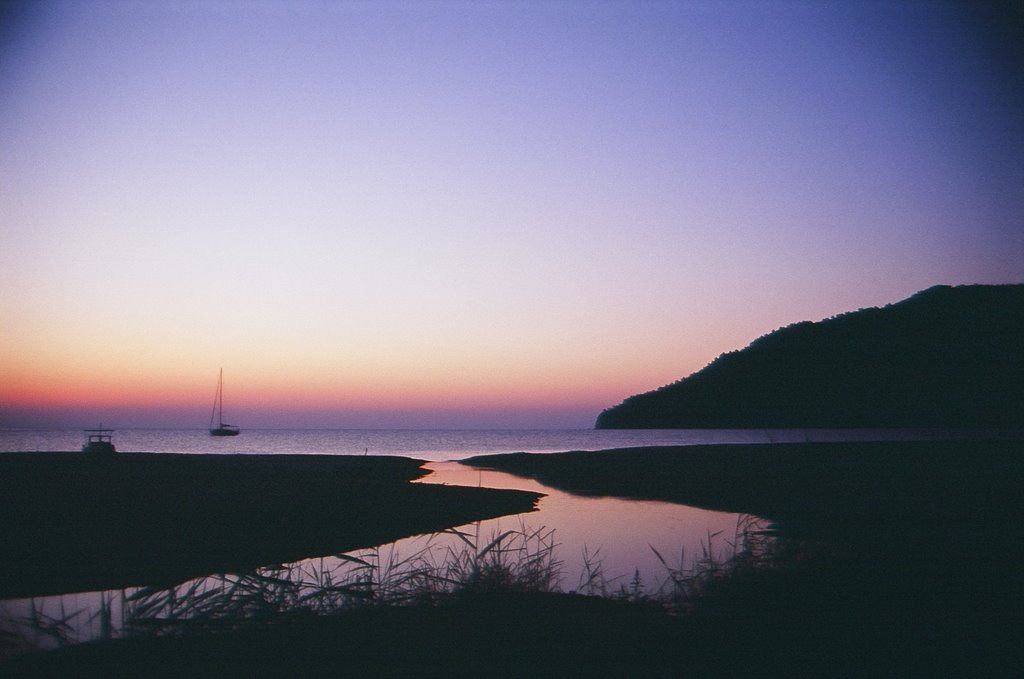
[82,428,116,455]
[209,368,240,436]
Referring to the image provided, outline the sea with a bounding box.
[0,426,985,459]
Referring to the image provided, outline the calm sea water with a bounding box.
[0,427,980,460]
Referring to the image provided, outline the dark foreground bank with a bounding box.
[463,440,1024,675]
[5,442,1022,676]
[0,452,541,599]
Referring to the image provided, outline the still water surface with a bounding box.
[0,426,972,458]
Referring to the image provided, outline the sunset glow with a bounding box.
[2,1,1021,429]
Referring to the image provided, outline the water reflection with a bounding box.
[0,461,765,656]
[0,590,121,657]
[414,462,752,592]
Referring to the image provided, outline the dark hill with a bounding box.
[595,284,1024,428]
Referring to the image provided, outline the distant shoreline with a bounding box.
[597,285,1024,430]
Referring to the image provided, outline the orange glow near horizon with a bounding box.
[2,304,710,424]
[0,340,699,427]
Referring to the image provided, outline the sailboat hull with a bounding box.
[209,426,240,437]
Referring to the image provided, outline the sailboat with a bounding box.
[209,368,240,436]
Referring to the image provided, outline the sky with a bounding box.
[1,0,1022,429]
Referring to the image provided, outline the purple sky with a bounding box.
[1,1,1021,429]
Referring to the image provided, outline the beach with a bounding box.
[3,440,1023,676]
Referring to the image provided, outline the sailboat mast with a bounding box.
[219,368,225,427]
[210,368,223,429]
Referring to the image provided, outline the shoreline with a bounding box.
[0,452,541,599]
[462,440,1024,536]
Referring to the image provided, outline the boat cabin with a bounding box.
[82,428,117,455]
